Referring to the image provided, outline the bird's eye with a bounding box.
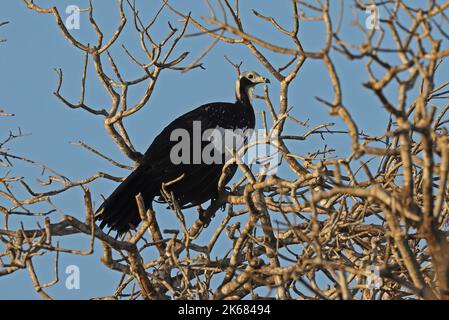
[248,74,254,79]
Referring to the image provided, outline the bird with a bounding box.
[96,71,270,235]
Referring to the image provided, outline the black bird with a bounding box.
[96,71,270,234]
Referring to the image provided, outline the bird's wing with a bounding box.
[142,103,234,163]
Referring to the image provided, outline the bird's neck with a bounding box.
[235,78,253,106]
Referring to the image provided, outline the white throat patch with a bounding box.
[235,79,254,102]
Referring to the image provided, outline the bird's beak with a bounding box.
[259,76,270,84]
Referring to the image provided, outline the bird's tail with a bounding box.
[96,167,158,235]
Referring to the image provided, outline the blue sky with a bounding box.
[1,0,447,299]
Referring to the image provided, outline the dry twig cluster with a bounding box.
[2,0,449,300]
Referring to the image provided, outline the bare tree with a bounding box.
[2,0,449,300]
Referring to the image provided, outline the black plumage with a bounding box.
[96,71,270,234]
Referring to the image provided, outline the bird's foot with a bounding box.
[197,205,215,227]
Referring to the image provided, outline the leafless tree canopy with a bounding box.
[2,0,449,300]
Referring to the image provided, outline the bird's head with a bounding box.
[235,71,270,105]
[239,71,270,85]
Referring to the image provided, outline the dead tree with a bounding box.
[1,0,449,300]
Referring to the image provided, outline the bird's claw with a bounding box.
[197,205,215,227]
